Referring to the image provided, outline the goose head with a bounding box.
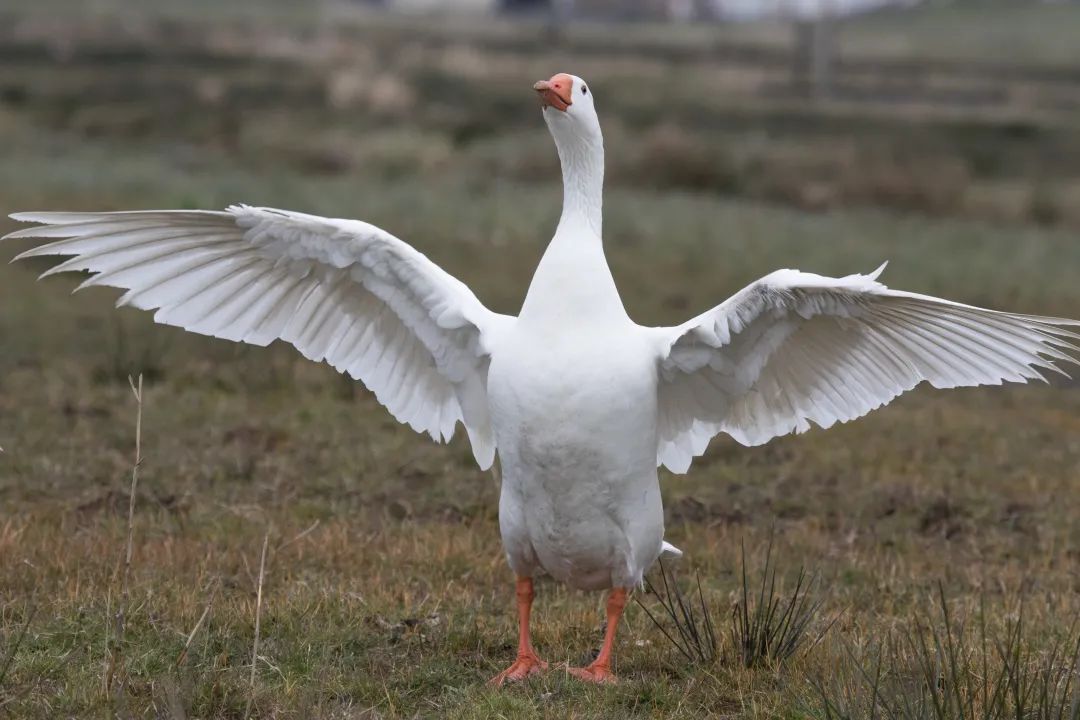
[533,73,604,234]
[533,73,601,142]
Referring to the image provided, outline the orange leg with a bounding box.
[489,576,548,686]
[567,587,627,684]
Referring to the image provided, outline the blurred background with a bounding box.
[7,0,1080,233]
[1,1,1079,717]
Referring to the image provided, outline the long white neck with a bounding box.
[519,121,627,327]
[553,127,604,238]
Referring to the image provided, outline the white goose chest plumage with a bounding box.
[487,321,664,591]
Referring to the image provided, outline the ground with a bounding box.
[1,4,1079,718]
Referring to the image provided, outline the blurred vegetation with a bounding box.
[0,2,1078,718]
[4,0,1080,227]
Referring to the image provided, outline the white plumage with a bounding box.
[7,206,512,469]
[5,72,1078,684]
[653,263,1080,472]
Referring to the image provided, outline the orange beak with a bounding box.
[533,73,573,112]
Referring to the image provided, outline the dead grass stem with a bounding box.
[105,374,143,712]
[244,531,269,720]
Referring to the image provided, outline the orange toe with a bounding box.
[567,663,617,684]
[489,654,548,686]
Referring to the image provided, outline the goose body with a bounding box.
[490,256,664,591]
[5,72,1079,685]
[490,325,663,591]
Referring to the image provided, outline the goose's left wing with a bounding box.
[650,264,1080,474]
[4,206,514,469]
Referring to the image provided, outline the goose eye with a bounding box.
[581,85,588,95]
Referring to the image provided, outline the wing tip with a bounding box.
[12,245,52,263]
[9,211,44,223]
[7,211,94,225]
[3,223,51,242]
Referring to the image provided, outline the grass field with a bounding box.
[1,4,1079,719]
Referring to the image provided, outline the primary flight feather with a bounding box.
[5,72,1078,685]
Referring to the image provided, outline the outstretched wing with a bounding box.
[4,205,514,469]
[651,264,1080,474]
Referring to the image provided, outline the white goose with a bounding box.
[5,73,1080,685]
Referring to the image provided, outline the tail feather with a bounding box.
[661,540,683,558]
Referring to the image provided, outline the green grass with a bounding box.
[1,8,1079,719]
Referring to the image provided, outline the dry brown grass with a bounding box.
[1,360,1077,717]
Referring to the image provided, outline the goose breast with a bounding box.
[488,323,664,590]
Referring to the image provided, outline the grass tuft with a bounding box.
[731,538,834,669]
[815,584,1080,720]
[638,537,835,671]
[636,559,719,665]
